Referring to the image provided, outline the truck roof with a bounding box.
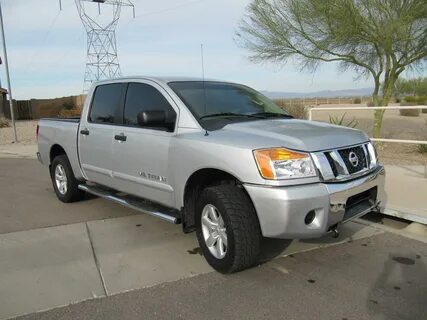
[94,76,221,86]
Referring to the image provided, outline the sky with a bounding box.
[1,0,425,100]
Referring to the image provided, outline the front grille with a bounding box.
[314,143,371,181]
[337,146,368,174]
[324,152,338,176]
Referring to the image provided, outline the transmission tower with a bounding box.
[73,0,134,90]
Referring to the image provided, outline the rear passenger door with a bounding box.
[78,83,126,186]
[112,81,178,207]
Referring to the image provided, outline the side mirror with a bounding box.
[137,110,166,127]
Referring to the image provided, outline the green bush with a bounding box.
[418,144,427,154]
[329,112,358,128]
[399,102,420,116]
[417,96,427,105]
[404,96,417,103]
[353,97,361,104]
[0,117,9,128]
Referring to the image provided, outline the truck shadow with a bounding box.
[258,238,293,264]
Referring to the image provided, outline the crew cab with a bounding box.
[37,77,386,273]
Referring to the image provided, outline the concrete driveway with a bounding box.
[0,159,426,319]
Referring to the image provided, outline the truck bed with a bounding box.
[37,117,83,180]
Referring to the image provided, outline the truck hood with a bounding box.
[220,119,369,152]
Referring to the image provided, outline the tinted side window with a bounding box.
[124,83,177,130]
[89,83,125,124]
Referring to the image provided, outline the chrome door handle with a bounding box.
[114,134,127,142]
[80,128,90,135]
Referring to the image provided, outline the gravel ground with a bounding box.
[1,108,426,165]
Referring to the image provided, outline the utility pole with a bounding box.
[74,0,135,91]
[0,1,17,142]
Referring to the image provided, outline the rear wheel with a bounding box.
[50,155,85,203]
[196,185,261,273]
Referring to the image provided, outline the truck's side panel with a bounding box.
[37,119,84,180]
[78,82,127,186]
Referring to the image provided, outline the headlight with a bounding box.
[367,142,378,168]
[253,148,316,180]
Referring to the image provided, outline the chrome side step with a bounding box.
[78,184,181,224]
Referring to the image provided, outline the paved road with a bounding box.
[1,158,426,320]
[15,232,427,320]
[0,159,136,234]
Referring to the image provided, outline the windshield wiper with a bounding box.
[250,112,294,119]
[199,112,263,120]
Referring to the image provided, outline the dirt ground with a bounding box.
[1,106,426,165]
[311,104,427,165]
[0,120,38,145]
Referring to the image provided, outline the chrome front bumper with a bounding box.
[244,166,386,239]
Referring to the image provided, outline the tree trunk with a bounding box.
[371,77,383,138]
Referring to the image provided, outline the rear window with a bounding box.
[89,83,126,124]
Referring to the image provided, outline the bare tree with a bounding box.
[236,0,427,137]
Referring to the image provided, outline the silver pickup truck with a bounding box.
[37,76,385,273]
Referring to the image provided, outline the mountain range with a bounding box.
[261,87,373,99]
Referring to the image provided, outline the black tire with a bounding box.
[196,185,261,273]
[50,154,85,203]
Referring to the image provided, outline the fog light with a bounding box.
[305,210,316,225]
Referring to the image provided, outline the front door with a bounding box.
[112,81,178,207]
[78,83,126,186]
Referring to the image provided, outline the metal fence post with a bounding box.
[0,2,17,142]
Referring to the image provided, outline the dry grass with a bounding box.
[0,118,10,128]
[275,100,308,119]
[58,106,82,118]
[399,102,421,117]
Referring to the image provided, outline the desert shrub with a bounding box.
[0,117,10,128]
[58,106,82,118]
[274,100,307,119]
[399,102,420,116]
[367,99,383,107]
[417,96,427,104]
[418,144,427,154]
[403,96,417,103]
[395,98,401,103]
[329,112,358,128]
[353,97,361,104]
[284,104,307,119]
[62,101,75,110]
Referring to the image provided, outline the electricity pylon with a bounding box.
[74,0,134,91]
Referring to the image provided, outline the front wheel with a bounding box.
[196,185,261,273]
[50,155,85,203]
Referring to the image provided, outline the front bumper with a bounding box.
[244,165,386,239]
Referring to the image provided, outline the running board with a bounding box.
[78,184,181,224]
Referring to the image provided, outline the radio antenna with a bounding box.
[201,43,209,136]
[200,44,205,81]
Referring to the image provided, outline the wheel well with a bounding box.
[182,168,246,232]
[50,144,66,163]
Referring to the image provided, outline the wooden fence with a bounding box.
[1,94,86,120]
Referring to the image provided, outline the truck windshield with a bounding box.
[168,81,291,122]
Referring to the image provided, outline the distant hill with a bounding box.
[261,87,373,99]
